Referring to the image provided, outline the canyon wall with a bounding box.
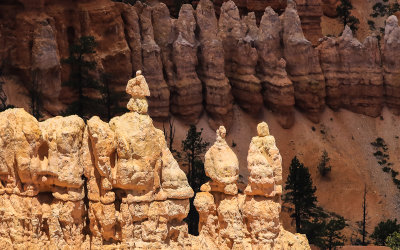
[0,73,310,249]
[1,0,400,131]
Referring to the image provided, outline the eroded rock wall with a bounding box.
[0,74,309,249]
[3,0,400,131]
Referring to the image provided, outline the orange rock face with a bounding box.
[4,0,400,133]
[318,26,384,117]
[0,75,309,249]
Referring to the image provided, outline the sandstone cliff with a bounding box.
[3,0,400,132]
[0,73,310,249]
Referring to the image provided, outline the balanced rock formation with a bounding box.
[318,26,383,117]
[282,0,326,123]
[383,15,400,115]
[171,4,203,123]
[256,7,295,128]
[194,122,310,249]
[218,1,263,115]
[195,0,234,129]
[0,73,310,249]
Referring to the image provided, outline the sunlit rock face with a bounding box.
[4,0,400,131]
[0,73,310,249]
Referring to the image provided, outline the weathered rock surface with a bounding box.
[5,0,400,131]
[318,26,384,117]
[0,75,309,249]
[282,1,326,123]
[256,7,295,128]
[383,15,400,115]
[194,121,310,249]
[195,0,234,129]
[171,4,203,123]
[219,1,263,115]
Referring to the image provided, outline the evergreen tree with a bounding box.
[322,216,347,250]
[284,156,318,233]
[386,232,400,249]
[318,150,332,177]
[337,0,360,32]
[371,219,400,246]
[0,72,14,112]
[181,125,209,235]
[371,0,400,18]
[28,70,44,120]
[99,73,126,121]
[62,36,99,119]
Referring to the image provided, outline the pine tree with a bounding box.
[371,219,400,246]
[181,125,210,235]
[62,36,100,119]
[29,70,44,120]
[323,216,347,250]
[0,68,14,112]
[284,156,318,232]
[337,0,360,32]
[99,73,126,121]
[318,150,332,177]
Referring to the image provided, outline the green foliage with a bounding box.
[371,219,400,246]
[336,0,360,32]
[98,73,127,121]
[284,156,318,232]
[321,216,347,250]
[371,137,400,190]
[318,150,332,177]
[0,72,14,112]
[371,0,400,18]
[29,70,44,120]
[386,232,400,249]
[62,36,100,119]
[181,125,210,235]
[284,157,347,247]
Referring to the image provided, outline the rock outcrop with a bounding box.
[383,15,400,115]
[318,26,383,117]
[195,0,234,129]
[256,7,295,128]
[194,122,310,249]
[0,74,309,249]
[5,0,400,132]
[218,1,262,115]
[282,0,326,123]
[171,4,203,123]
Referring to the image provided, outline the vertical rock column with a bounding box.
[139,6,170,120]
[195,0,234,130]
[256,7,295,129]
[85,71,194,248]
[282,0,326,123]
[218,1,263,115]
[383,15,400,115]
[171,4,203,123]
[194,126,246,249]
[318,26,383,117]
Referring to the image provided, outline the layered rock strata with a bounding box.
[4,0,400,131]
[282,0,326,123]
[0,73,310,249]
[171,4,203,123]
[218,1,262,115]
[318,26,384,117]
[195,0,234,129]
[256,7,295,128]
[194,123,310,249]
